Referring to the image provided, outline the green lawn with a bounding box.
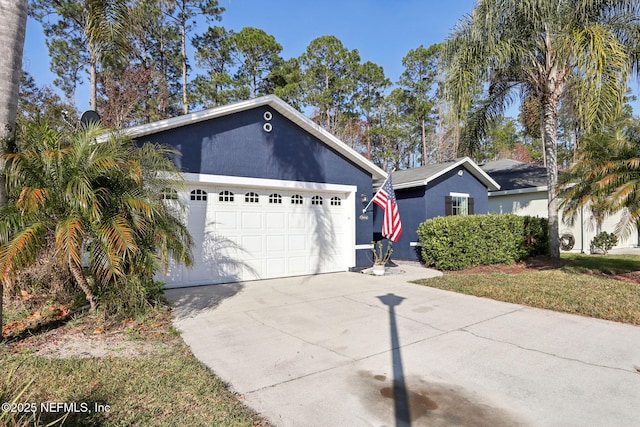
[413,254,640,325]
[1,340,268,427]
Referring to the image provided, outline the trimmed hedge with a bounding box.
[417,214,549,270]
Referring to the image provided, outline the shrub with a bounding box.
[590,232,618,254]
[96,275,166,319]
[417,214,548,270]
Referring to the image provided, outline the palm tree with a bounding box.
[0,0,27,334]
[0,120,192,313]
[560,116,640,240]
[0,0,27,202]
[442,0,640,258]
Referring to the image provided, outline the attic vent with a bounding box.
[263,110,273,132]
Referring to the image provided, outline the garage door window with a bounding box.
[190,189,207,201]
[311,195,323,205]
[269,193,282,204]
[245,192,259,203]
[291,194,303,205]
[219,190,234,202]
[330,196,341,206]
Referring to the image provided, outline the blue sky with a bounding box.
[22,0,476,111]
[22,0,639,115]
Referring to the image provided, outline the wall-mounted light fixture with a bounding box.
[359,193,371,220]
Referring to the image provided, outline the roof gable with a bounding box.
[105,95,386,181]
[385,157,500,191]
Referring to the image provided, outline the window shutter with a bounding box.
[468,197,475,215]
[445,196,453,216]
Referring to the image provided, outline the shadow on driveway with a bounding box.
[164,282,244,320]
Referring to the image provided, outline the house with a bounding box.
[481,159,638,252]
[373,157,500,261]
[117,95,386,288]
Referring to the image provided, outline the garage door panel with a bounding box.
[241,212,263,228]
[266,212,285,229]
[289,235,307,251]
[241,235,263,255]
[288,256,308,274]
[288,213,307,229]
[265,257,286,276]
[266,235,285,252]
[164,185,352,287]
[215,211,237,229]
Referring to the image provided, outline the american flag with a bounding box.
[372,174,402,242]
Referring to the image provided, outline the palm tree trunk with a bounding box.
[69,258,97,312]
[90,44,97,111]
[0,0,28,333]
[542,96,560,258]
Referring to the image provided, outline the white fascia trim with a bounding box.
[425,157,500,191]
[355,243,374,250]
[183,173,357,193]
[489,186,548,197]
[389,157,501,191]
[391,179,429,190]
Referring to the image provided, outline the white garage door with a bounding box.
[160,180,355,287]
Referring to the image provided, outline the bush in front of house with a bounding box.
[417,214,549,270]
[590,231,618,254]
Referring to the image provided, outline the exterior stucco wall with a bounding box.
[135,107,375,267]
[425,165,490,219]
[374,165,491,262]
[489,191,638,252]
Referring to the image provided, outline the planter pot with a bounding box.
[372,265,386,276]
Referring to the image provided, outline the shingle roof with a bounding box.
[480,159,547,191]
[375,157,500,191]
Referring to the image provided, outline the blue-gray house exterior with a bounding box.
[111,96,386,286]
[373,158,500,261]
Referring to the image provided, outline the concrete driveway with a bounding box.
[164,263,640,426]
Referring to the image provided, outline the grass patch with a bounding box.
[413,254,640,325]
[0,300,269,427]
[560,253,640,275]
[0,341,268,427]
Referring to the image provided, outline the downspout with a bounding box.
[580,206,584,253]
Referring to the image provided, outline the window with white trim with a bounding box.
[245,192,259,203]
[311,195,323,205]
[218,190,234,202]
[190,189,207,201]
[269,193,282,204]
[330,196,342,206]
[291,194,303,205]
[445,193,474,216]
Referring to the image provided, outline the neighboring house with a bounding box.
[117,95,386,287]
[481,159,638,252]
[373,157,500,261]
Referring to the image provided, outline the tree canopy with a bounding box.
[442,0,640,257]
